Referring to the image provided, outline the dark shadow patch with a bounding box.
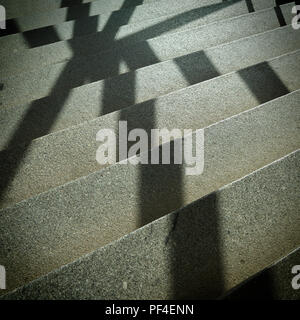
[238,61,290,104]
[224,247,300,300]
[245,0,255,13]
[174,50,220,85]
[274,5,287,26]
[0,19,21,37]
[21,25,62,47]
[225,269,275,300]
[60,0,87,8]
[275,0,297,5]
[166,193,223,299]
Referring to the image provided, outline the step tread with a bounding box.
[1,150,299,299]
[0,3,294,75]
[2,0,106,19]
[1,0,298,301]
[0,0,278,55]
[1,0,213,34]
[0,91,299,294]
[1,25,299,110]
[1,49,300,207]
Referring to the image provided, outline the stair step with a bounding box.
[0,0,280,55]
[1,50,300,207]
[1,150,299,299]
[0,3,294,76]
[224,247,300,300]
[1,0,298,301]
[1,0,213,35]
[2,0,102,19]
[0,91,299,293]
[1,25,299,109]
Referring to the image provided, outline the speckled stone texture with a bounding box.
[224,247,300,300]
[2,0,209,20]
[2,26,300,109]
[0,0,279,56]
[1,48,299,153]
[0,0,299,300]
[0,92,299,294]
[0,65,300,205]
[0,3,294,76]
[2,0,216,33]
[2,0,97,19]
[1,150,299,300]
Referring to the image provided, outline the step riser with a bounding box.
[0,0,278,55]
[1,50,300,207]
[0,92,299,293]
[2,0,214,35]
[0,4,294,76]
[2,150,299,299]
[1,26,299,110]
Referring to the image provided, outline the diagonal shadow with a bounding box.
[245,0,255,12]
[0,0,139,203]
[0,0,243,152]
[110,24,223,297]
[0,1,101,204]
[1,0,292,298]
[238,61,290,103]
[0,0,244,45]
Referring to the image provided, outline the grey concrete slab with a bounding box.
[1,25,299,109]
[224,247,300,300]
[1,150,299,299]
[0,91,299,294]
[0,0,278,56]
[1,0,213,34]
[1,50,300,206]
[0,4,294,76]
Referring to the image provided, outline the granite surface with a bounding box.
[0,92,299,294]
[0,0,278,56]
[0,54,299,206]
[2,150,299,299]
[1,4,294,76]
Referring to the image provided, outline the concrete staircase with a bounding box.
[0,0,299,299]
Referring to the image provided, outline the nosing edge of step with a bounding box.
[0,0,236,39]
[1,2,294,62]
[1,22,296,110]
[1,148,299,298]
[1,88,299,212]
[3,46,299,150]
[0,0,286,44]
